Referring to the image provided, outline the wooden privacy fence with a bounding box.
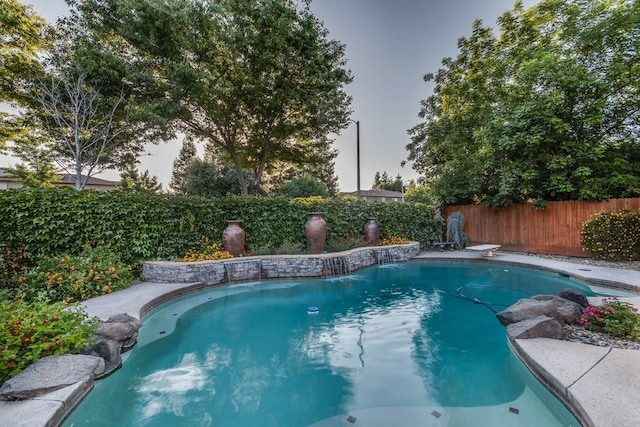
[445,198,640,257]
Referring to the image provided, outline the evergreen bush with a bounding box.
[581,210,640,261]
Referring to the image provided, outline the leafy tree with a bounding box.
[372,171,403,192]
[0,0,48,150]
[261,136,340,196]
[70,0,352,195]
[407,0,640,207]
[276,175,329,198]
[407,19,500,206]
[3,11,163,191]
[28,67,133,190]
[4,116,58,187]
[404,183,438,205]
[169,138,197,194]
[301,136,340,196]
[5,156,58,189]
[0,0,47,104]
[372,172,383,189]
[184,158,241,197]
[119,166,162,193]
[3,2,173,191]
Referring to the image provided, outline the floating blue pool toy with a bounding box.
[307,306,319,315]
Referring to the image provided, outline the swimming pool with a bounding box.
[64,262,609,426]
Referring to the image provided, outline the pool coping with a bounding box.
[2,250,639,427]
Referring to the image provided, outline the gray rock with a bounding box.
[105,313,143,330]
[531,295,584,323]
[96,313,142,353]
[97,321,139,347]
[496,295,582,326]
[507,315,564,340]
[83,338,122,379]
[0,355,104,400]
[558,288,589,308]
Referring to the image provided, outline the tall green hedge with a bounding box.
[0,189,443,271]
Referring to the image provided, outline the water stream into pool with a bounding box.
[65,262,615,426]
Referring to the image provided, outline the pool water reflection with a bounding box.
[64,262,603,426]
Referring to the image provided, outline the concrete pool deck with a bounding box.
[1,251,639,426]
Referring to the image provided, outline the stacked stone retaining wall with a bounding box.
[142,242,420,284]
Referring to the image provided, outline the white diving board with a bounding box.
[465,244,501,257]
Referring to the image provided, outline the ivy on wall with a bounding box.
[0,189,444,272]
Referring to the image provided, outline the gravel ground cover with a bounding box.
[563,325,640,350]
[504,251,640,271]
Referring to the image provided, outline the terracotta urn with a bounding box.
[363,217,380,246]
[305,212,326,254]
[222,220,245,257]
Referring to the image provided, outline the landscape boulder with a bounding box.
[506,315,564,340]
[496,295,582,326]
[0,355,104,400]
[558,288,589,308]
[83,338,122,379]
[96,313,142,352]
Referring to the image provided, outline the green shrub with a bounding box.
[276,175,329,198]
[246,243,275,256]
[380,236,411,245]
[273,241,305,255]
[0,266,20,302]
[0,300,99,385]
[18,245,134,303]
[325,235,367,253]
[0,242,30,298]
[581,210,640,260]
[180,238,233,262]
[577,298,640,340]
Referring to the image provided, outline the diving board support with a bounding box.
[465,244,501,257]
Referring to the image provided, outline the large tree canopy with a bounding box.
[407,0,640,208]
[0,0,47,105]
[0,0,48,149]
[1,0,170,189]
[17,37,166,189]
[69,0,352,195]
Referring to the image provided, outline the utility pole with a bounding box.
[355,120,360,199]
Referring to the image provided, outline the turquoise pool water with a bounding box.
[64,262,611,426]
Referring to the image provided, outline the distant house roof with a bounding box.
[0,169,119,191]
[340,189,404,202]
[57,174,119,187]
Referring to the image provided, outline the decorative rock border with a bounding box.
[142,242,421,284]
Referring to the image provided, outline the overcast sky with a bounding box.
[14,0,539,191]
